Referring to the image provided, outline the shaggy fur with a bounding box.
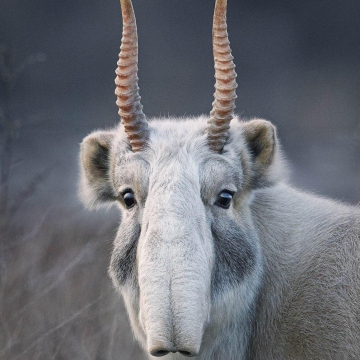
[79,116,360,359]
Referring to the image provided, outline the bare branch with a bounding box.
[9,240,101,316]
[0,107,5,125]
[12,112,50,130]
[2,207,53,252]
[10,157,24,169]
[2,296,104,360]
[8,165,56,220]
[11,53,47,90]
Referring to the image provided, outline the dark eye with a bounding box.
[122,190,136,209]
[215,191,233,209]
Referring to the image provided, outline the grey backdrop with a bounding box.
[1,0,359,359]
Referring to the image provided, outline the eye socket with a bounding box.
[122,190,136,209]
[215,191,233,209]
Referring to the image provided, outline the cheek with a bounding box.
[211,217,257,296]
[109,222,140,286]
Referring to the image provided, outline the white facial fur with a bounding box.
[80,116,273,358]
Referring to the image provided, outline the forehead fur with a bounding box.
[111,115,248,193]
[113,115,246,160]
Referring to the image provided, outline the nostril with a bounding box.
[150,348,197,357]
[150,349,170,357]
[179,350,197,357]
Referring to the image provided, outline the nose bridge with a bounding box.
[140,172,211,283]
[138,168,212,356]
[140,184,211,296]
[143,156,204,244]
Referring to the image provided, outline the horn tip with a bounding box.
[120,0,134,17]
[215,0,227,11]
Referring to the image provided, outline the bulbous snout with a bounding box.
[137,172,213,359]
[140,260,209,358]
[145,308,203,356]
[147,318,202,357]
[138,220,212,359]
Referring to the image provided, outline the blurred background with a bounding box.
[0,0,359,359]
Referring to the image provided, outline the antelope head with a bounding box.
[80,0,282,357]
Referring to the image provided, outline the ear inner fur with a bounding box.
[80,131,117,206]
[243,119,276,168]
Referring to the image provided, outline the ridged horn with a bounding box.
[115,0,148,152]
[207,0,238,153]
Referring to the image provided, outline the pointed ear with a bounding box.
[79,130,117,208]
[242,119,279,187]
